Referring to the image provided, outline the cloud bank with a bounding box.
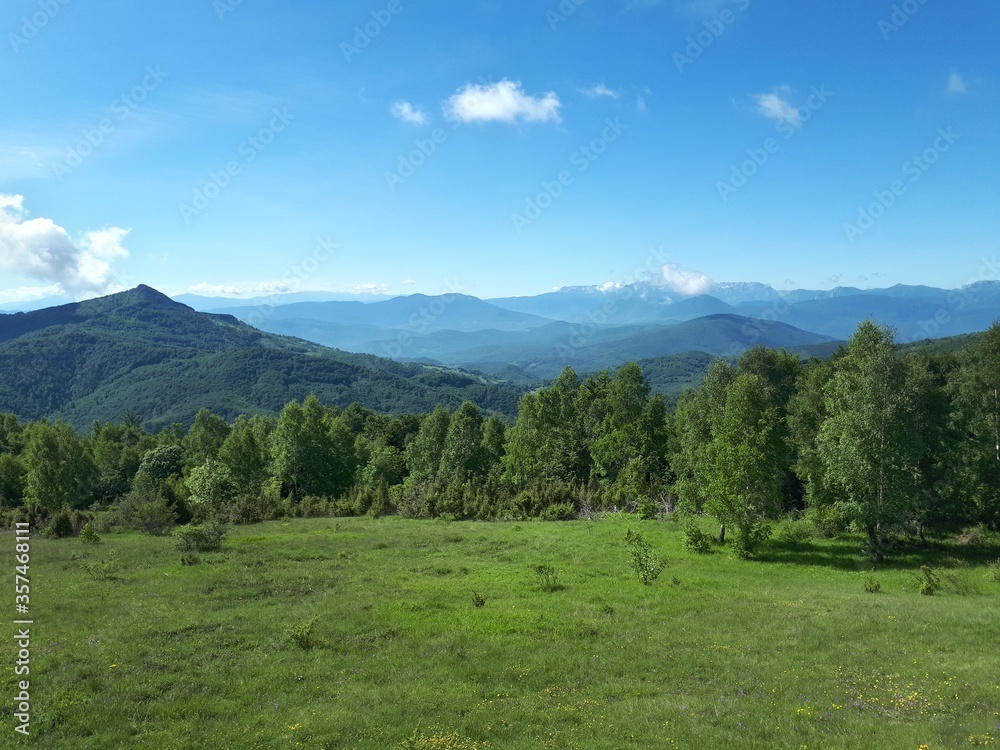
[0,195,129,295]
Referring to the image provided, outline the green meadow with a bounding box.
[6,516,1000,749]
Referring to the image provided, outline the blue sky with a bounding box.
[1,0,997,303]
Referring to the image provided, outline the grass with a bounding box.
[4,515,1000,749]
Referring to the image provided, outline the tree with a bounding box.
[503,367,589,489]
[589,363,653,484]
[787,356,838,509]
[183,408,231,470]
[949,322,1000,528]
[703,373,785,557]
[404,405,451,487]
[186,459,239,522]
[672,357,735,521]
[438,401,485,485]
[22,421,97,511]
[817,321,920,560]
[217,415,274,501]
[272,395,356,501]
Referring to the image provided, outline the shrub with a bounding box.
[955,525,988,547]
[79,521,101,545]
[533,564,561,593]
[470,591,487,608]
[85,550,123,581]
[540,502,576,521]
[916,566,940,596]
[174,522,227,553]
[863,574,881,593]
[804,504,850,538]
[180,553,201,566]
[986,559,1000,583]
[625,529,666,585]
[43,507,75,538]
[287,615,319,650]
[732,524,772,560]
[773,517,814,546]
[681,518,713,555]
[109,493,178,535]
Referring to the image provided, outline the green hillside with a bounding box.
[0,286,525,430]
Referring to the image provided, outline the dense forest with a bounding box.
[1,320,997,562]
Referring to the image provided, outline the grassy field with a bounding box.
[4,515,1000,749]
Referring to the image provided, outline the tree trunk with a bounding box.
[718,523,726,544]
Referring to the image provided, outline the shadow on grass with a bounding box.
[756,535,1000,572]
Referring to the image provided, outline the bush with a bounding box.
[470,591,487,608]
[533,564,561,593]
[773,517,814,546]
[85,550,123,581]
[681,518,713,555]
[916,566,940,596]
[732,524,772,560]
[986,559,1000,583]
[109,493,178,535]
[625,529,666,585]
[43,507,75,538]
[804,504,850,538]
[174,522,227,553]
[287,615,319,649]
[79,521,101,545]
[180,553,201,566]
[863,574,881,594]
[540,502,576,521]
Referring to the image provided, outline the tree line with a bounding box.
[1,320,997,561]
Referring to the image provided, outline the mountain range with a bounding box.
[0,286,525,431]
[1,278,995,431]
[176,279,999,379]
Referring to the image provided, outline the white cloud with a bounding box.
[636,95,647,113]
[581,83,621,99]
[0,283,62,304]
[598,281,623,292]
[353,282,390,294]
[947,73,967,95]
[400,279,416,285]
[443,79,561,125]
[754,86,800,126]
[391,101,428,125]
[0,194,129,295]
[659,263,713,295]
[187,280,300,297]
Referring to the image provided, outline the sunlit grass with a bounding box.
[4,515,1000,748]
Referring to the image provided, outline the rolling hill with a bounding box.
[0,286,527,431]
